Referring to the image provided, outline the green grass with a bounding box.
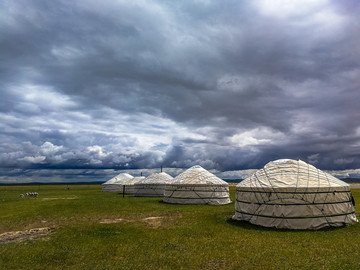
[1,185,359,269]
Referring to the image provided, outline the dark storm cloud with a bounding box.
[1,0,360,182]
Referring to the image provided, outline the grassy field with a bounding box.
[0,185,359,270]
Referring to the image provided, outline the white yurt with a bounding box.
[133,172,174,197]
[122,176,145,195]
[232,159,358,230]
[102,173,133,192]
[163,165,231,205]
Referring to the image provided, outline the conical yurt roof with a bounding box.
[123,176,145,186]
[237,159,349,191]
[102,173,133,185]
[137,172,173,184]
[173,165,227,186]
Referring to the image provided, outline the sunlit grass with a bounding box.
[1,185,359,269]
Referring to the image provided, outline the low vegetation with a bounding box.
[1,185,359,269]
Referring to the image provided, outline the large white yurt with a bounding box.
[163,165,231,205]
[133,172,174,197]
[122,176,145,195]
[232,159,358,230]
[102,173,133,192]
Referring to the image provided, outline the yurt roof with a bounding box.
[123,176,145,185]
[137,172,173,184]
[173,165,228,185]
[237,159,349,190]
[103,173,133,185]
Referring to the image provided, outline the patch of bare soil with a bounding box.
[0,227,54,245]
[99,218,126,224]
[205,260,229,270]
[41,196,78,201]
[141,213,183,228]
[350,184,360,189]
[142,217,163,228]
[99,214,182,228]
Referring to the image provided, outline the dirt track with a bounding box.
[0,227,54,245]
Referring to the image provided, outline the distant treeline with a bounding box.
[1,178,359,186]
[342,178,360,182]
[223,179,243,183]
[0,181,104,186]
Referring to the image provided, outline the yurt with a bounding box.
[163,165,231,205]
[232,159,358,230]
[102,173,133,192]
[122,176,145,195]
[133,172,174,197]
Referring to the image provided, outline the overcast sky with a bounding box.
[1,0,360,182]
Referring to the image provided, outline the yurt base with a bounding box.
[133,184,167,197]
[163,196,231,205]
[232,211,358,230]
[164,185,231,205]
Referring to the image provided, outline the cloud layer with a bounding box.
[1,0,360,182]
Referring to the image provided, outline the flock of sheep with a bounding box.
[19,192,38,198]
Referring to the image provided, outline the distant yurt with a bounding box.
[232,159,358,230]
[102,173,133,192]
[133,172,174,197]
[164,165,231,205]
[122,176,145,195]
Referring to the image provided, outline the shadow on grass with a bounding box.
[158,200,168,204]
[226,218,348,232]
[116,194,133,198]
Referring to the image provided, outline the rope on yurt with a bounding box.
[235,199,352,206]
[194,174,228,203]
[342,187,355,224]
[343,191,357,225]
[191,171,210,204]
[193,187,207,204]
[321,172,332,227]
[249,173,262,207]
[234,210,355,220]
[303,162,311,207]
[306,162,310,190]
[248,170,271,223]
[312,168,321,204]
[263,162,279,201]
[264,161,281,225]
[293,160,300,200]
[254,172,268,202]
[166,186,176,200]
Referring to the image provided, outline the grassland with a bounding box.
[0,185,359,270]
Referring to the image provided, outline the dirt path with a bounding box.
[99,214,182,228]
[0,227,54,245]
